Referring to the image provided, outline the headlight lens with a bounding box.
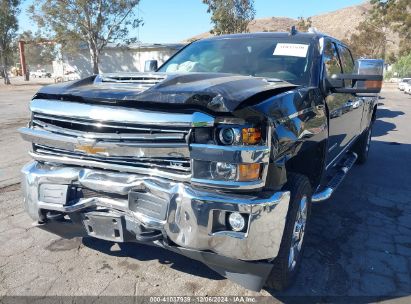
[218,127,240,145]
[217,126,261,145]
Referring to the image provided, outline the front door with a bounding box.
[323,40,364,169]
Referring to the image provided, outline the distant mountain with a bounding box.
[184,2,398,51]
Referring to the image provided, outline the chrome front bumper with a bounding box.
[22,161,290,261]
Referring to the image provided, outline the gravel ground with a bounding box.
[0,81,410,302]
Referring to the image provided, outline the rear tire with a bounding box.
[265,173,312,291]
[353,122,373,164]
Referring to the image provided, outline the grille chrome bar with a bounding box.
[34,145,191,172]
[32,115,189,134]
[30,99,214,128]
[29,151,191,182]
[32,120,187,141]
[20,127,190,158]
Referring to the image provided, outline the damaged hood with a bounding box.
[36,72,298,112]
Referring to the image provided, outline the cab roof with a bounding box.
[201,31,331,41]
[200,31,348,50]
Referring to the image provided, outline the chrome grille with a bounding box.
[21,99,215,181]
[33,144,191,173]
[29,112,191,175]
[32,113,189,143]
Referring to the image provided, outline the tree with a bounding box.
[0,0,20,85]
[392,53,411,77]
[347,20,390,59]
[297,17,312,32]
[19,31,56,68]
[29,0,142,74]
[370,0,411,55]
[203,0,255,35]
[347,2,392,60]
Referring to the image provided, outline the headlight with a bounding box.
[218,127,241,145]
[193,161,261,182]
[217,126,262,145]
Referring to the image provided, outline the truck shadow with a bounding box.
[82,237,224,281]
[268,139,411,302]
[372,108,404,138]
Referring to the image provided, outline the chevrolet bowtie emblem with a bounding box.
[74,144,107,155]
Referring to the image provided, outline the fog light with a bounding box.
[238,163,261,181]
[228,212,246,232]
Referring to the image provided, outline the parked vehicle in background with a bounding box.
[19,31,383,292]
[404,80,411,94]
[398,78,411,90]
[31,69,51,78]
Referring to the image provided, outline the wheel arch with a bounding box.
[284,140,327,191]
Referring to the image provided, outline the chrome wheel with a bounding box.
[288,196,308,271]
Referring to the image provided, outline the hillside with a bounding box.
[185,3,372,42]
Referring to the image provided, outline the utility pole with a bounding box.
[18,40,28,81]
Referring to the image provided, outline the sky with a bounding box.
[18,0,366,43]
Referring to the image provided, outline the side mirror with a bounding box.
[144,60,158,72]
[326,59,384,94]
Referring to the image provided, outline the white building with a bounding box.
[53,43,185,80]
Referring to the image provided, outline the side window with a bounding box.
[323,40,342,76]
[338,45,355,74]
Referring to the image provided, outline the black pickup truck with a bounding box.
[19,30,383,291]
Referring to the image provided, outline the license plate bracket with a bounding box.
[128,190,169,221]
[82,212,124,242]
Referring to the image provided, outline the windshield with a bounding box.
[159,37,314,85]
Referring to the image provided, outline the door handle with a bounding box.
[345,100,362,109]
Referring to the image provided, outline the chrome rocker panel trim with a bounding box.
[22,161,290,261]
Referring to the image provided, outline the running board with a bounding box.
[312,152,358,203]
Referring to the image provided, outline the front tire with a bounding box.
[265,173,312,291]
